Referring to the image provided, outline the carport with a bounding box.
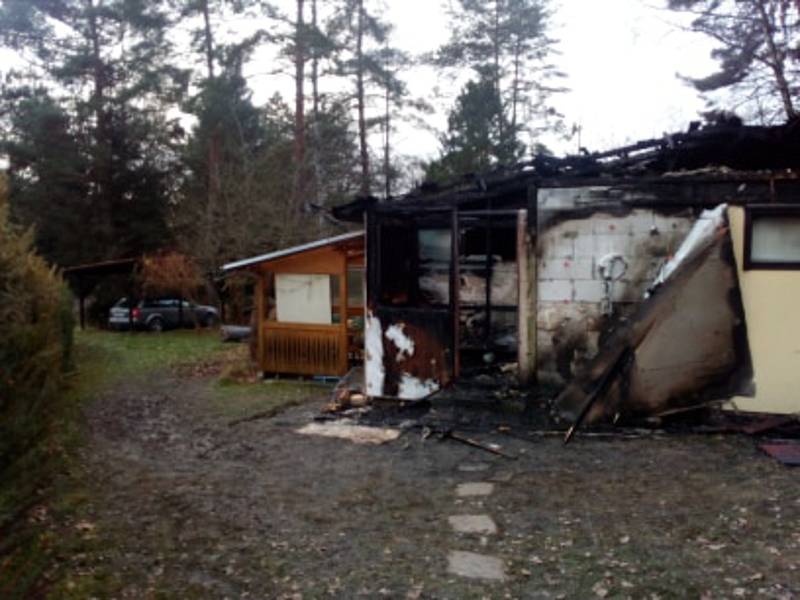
[62,257,138,329]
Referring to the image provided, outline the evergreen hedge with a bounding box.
[0,174,74,468]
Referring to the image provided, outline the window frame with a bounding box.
[744,204,800,271]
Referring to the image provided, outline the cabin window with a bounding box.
[264,274,276,321]
[275,274,332,324]
[330,269,365,323]
[347,268,365,308]
[745,207,800,269]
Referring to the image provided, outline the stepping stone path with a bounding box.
[447,550,506,582]
[447,480,506,582]
[456,482,494,497]
[457,462,490,473]
[448,514,497,534]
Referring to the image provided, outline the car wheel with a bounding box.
[148,317,165,333]
[203,314,218,328]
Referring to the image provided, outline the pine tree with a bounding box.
[424,75,524,183]
[328,0,408,196]
[668,0,799,122]
[433,0,564,147]
[174,0,279,271]
[0,0,189,266]
[2,92,90,267]
[179,73,268,271]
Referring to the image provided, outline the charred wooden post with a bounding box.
[516,208,536,384]
[450,207,460,378]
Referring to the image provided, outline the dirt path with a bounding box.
[71,368,800,599]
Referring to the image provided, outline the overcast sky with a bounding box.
[387,0,718,158]
[240,0,719,160]
[0,0,719,163]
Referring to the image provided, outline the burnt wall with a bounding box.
[535,190,696,386]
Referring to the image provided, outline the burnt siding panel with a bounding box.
[373,306,453,399]
[554,227,753,425]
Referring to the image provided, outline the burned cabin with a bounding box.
[334,120,800,422]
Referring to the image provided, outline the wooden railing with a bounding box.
[261,322,346,376]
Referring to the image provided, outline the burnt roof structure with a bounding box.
[333,119,800,221]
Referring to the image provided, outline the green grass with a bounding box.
[1,328,233,599]
[71,328,225,387]
[2,327,330,599]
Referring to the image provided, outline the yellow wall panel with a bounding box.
[728,206,800,413]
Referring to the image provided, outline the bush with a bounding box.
[0,175,74,467]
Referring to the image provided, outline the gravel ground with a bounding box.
[65,368,800,599]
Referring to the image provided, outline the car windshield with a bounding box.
[113,298,132,308]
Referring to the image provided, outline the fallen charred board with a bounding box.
[759,442,800,466]
[554,205,753,430]
[424,427,517,459]
[719,414,800,436]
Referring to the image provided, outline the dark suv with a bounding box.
[108,298,219,332]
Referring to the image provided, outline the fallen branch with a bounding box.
[442,430,517,460]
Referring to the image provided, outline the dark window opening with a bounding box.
[378,225,418,305]
[461,225,516,260]
[457,222,518,356]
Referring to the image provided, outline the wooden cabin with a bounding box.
[222,231,365,377]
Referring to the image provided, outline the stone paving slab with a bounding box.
[457,463,490,472]
[447,550,506,581]
[456,482,494,497]
[448,514,497,534]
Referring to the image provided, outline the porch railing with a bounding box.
[261,322,346,376]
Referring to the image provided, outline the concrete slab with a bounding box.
[447,550,506,581]
[295,422,400,445]
[456,482,494,497]
[448,514,497,535]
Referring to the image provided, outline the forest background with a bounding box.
[0,0,797,285]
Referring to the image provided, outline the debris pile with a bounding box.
[324,366,369,413]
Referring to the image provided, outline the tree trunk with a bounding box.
[292,0,307,215]
[310,0,323,217]
[87,0,113,251]
[311,0,320,121]
[383,78,391,198]
[511,38,521,132]
[492,0,501,94]
[754,0,796,119]
[200,0,220,268]
[356,0,370,196]
[492,0,503,140]
[201,0,215,79]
